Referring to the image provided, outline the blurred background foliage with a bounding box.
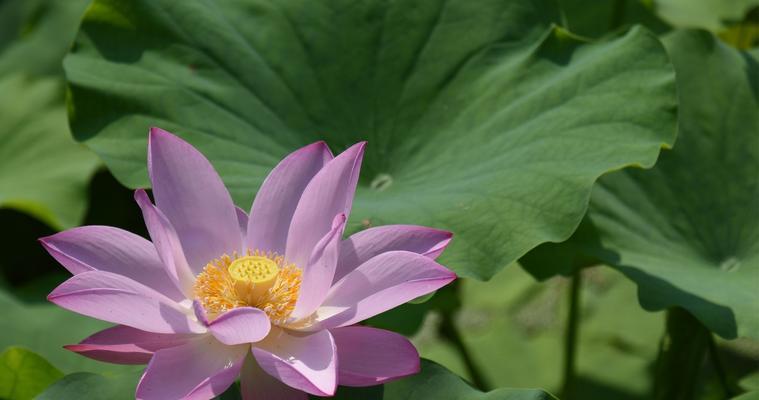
[0,0,757,399]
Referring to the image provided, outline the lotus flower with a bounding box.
[43,128,456,399]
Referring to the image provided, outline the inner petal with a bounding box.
[193,250,302,326]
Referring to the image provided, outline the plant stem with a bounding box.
[653,308,710,400]
[707,333,734,398]
[439,311,491,391]
[610,0,626,30]
[560,271,582,399]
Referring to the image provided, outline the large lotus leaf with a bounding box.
[328,360,557,400]
[0,347,64,400]
[417,264,662,399]
[558,0,670,38]
[0,0,90,77]
[574,30,759,339]
[64,0,677,279]
[0,75,99,230]
[0,291,138,375]
[36,371,141,400]
[654,0,759,31]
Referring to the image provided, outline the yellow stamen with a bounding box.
[193,250,302,326]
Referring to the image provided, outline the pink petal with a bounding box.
[252,328,337,396]
[314,251,456,329]
[39,226,185,302]
[335,225,453,283]
[48,270,205,334]
[331,326,420,386]
[64,325,194,365]
[148,127,241,270]
[135,189,196,296]
[290,214,346,320]
[236,206,249,242]
[209,307,271,345]
[285,143,365,269]
[240,353,308,400]
[247,142,332,255]
[136,336,247,400]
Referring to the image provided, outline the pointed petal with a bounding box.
[236,206,249,242]
[285,143,365,269]
[252,328,337,396]
[136,336,247,400]
[209,307,271,345]
[148,127,241,269]
[64,325,194,365]
[240,353,308,400]
[335,225,453,283]
[290,214,346,320]
[39,226,185,302]
[331,326,419,386]
[314,251,456,329]
[135,189,196,296]
[247,142,332,254]
[48,270,205,334]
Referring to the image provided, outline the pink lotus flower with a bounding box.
[43,128,456,399]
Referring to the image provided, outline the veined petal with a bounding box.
[331,326,419,386]
[209,307,271,345]
[240,354,307,400]
[39,226,185,302]
[314,251,456,329]
[135,189,195,298]
[285,142,365,269]
[136,336,247,400]
[252,328,337,396]
[289,214,346,320]
[335,225,452,283]
[48,270,205,334]
[148,127,241,270]
[247,142,332,255]
[64,325,194,365]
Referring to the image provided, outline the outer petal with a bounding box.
[148,127,241,270]
[48,270,205,334]
[64,325,194,365]
[209,307,271,345]
[39,226,185,302]
[252,328,337,396]
[335,225,453,283]
[285,142,365,269]
[247,142,332,254]
[331,326,419,386]
[135,189,195,297]
[240,353,308,400]
[314,251,456,329]
[136,336,247,400]
[289,214,346,320]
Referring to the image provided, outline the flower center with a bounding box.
[193,250,302,325]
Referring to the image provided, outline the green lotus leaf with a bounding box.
[0,75,99,230]
[330,359,557,399]
[65,0,676,279]
[36,371,141,400]
[0,0,89,77]
[654,0,759,32]
[0,291,137,374]
[0,347,64,400]
[547,30,759,339]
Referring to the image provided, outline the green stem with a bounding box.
[707,333,734,398]
[653,308,710,400]
[560,271,582,399]
[610,0,626,30]
[439,312,491,391]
